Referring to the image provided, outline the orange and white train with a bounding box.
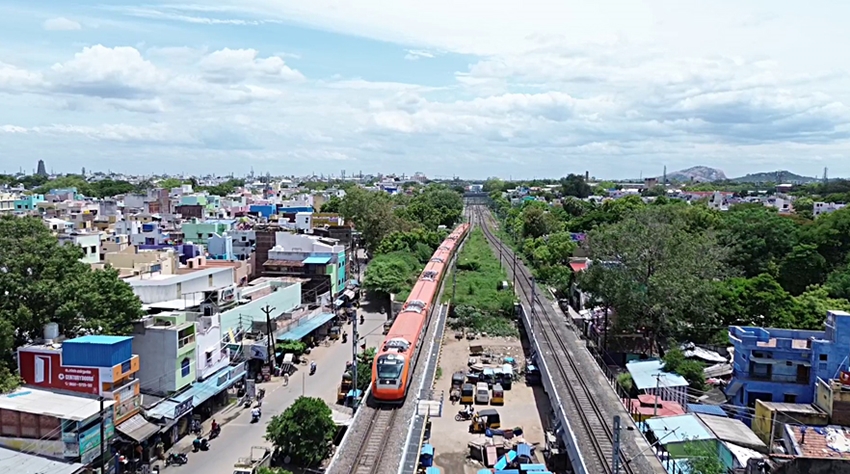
[371,223,470,403]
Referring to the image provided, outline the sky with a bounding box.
[0,1,849,179]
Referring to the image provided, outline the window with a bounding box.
[820,354,828,361]
[181,358,191,377]
[376,356,404,379]
[786,361,793,366]
[784,394,797,403]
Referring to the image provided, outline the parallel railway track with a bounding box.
[473,204,635,474]
[349,407,399,474]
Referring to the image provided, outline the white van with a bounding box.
[475,382,490,404]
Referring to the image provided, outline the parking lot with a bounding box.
[428,335,552,474]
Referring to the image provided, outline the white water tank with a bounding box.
[43,322,59,342]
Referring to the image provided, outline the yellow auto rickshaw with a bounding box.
[329,326,341,341]
[469,408,501,433]
[491,383,504,405]
[460,383,475,405]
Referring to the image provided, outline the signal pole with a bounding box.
[612,415,622,474]
[351,308,359,411]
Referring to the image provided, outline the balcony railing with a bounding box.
[735,370,809,385]
[178,334,195,348]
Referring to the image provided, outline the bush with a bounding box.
[663,348,707,391]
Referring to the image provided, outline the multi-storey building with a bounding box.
[727,310,850,409]
[131,313,198,396]
[18,332,141,425]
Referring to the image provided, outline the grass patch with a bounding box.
[435,367,442,380]
[445,228,518,337]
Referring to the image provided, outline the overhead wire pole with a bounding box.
[261,304,277,377]
[351,306,359,411]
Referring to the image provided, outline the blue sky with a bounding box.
[1,1,849,179]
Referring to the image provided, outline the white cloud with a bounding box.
[49,45,167,98]
[404,49,435,61]
[199,48,305,83]
[43,17,82,31]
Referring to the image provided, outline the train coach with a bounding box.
[371,223,469,403]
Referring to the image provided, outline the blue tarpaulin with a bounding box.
[276,313,336,341]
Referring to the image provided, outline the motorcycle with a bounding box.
[166,453,188,466]
[192,436,209,452]
[309,364,317,376]
[251,409,261,423]
[360,315,365,325]
[243,397,252,408]
[210,425,221,439]
[342,332,348,343]
[151,466,161,474]
[455,409,474,421]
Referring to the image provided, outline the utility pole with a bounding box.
[261,305,277,376]
[499,244,502,269]
[612,415,622,474]
[512,251,517,289]
[99,396,106,473]
[530,276,536,326]
[351,308,359,411]
[451,261,458,302]
[653,374,664,418]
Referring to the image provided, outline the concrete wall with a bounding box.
[220,282,301,334]
[194,314,229,381]
[132,329,178,395]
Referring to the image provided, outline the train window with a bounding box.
[404,300,427,313]
[377,356,405,379]
[430,257,444,263]
[421,271,438,281]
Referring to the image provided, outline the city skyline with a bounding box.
[1,1,848,178]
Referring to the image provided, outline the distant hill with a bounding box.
[661,166,727,183]
[729,170,820,184]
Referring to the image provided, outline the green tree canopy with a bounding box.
[559,174,592,198]
[579,206,731,350]
[354,347,377,392]
[0,216,143,391]
[363,252,420,296]
[265,396,336,467]
[320,195,343,213]
[682,439,725,474]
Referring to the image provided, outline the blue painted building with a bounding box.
[727,310,850,410]
[249,204,275,218]
[13,194,44,211]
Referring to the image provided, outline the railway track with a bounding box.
[349,407,399,474]
[472,204,635,474]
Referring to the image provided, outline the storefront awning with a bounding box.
[172,362,248,408]
[276,312,336,341]
[116,414,161,443]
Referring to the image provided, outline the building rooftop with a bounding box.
[0,445,84,474]
[626,359,689,390]
[644,414,714,445]
[124,266,230,286]
[65,335,132,345]
[789,425,850,459]
[0,388,115,421]
[696,413,766,452]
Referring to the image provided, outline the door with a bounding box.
[35,355,51,384]
[796,364,811,384]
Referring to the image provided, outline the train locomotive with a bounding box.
[371,223,470,403]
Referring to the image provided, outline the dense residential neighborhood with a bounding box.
[4,168,850,474]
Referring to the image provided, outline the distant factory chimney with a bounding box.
[585,171,589,182]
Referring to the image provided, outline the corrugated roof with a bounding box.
[696,413,766,452]
[626,359,689,390]
[263,260,304,267]
[0,388,115,421]
[116,414,160,443]
[644,414,714,445]
[0,445,84,474]
[65,335,132,345]
[276,313,336,341]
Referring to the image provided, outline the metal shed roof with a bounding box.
[0,445,84,474]
[626,359,689,390]
[696,413,766,452]
[0,388,114,421]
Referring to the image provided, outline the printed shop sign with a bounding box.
[18,351,100,394]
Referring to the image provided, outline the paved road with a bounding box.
[165,301,389,473]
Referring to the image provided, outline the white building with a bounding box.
[0,193,18,214]
[813,201,846,218]
[125,267,235,304]
[190,308,231,381]
[58,232,103,264]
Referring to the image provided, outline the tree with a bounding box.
[320,195,343,213]
[718,206,798,278]
[363,252,420,295]
[520,203,561,239]
[483,178,507,193]
[0,217,143,391]
[340,187,407,253]
[403,186,464,229]
[662,348,706,391]
[158,177,185,190]
[579,206,731,351]
[258,468,294,474]
[265,397,336,467]
[559,174,591,198]
[778,244,828,295]
[715,274,798,328]
[355,347,377,392]
[682,439,725,474]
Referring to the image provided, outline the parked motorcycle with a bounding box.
[165,453,188,466]
[151,466,161,474]
[192,436,209,452]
